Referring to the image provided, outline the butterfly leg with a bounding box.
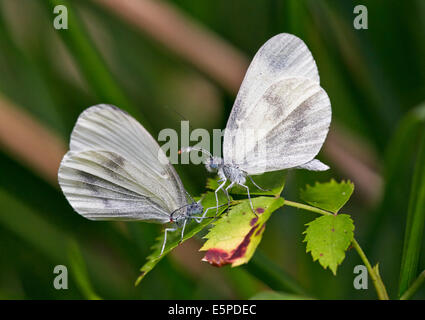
[214,179,227,216]
[196,206,213,222]
[179,219,188,244]
[160,227,177,256]
[194,204,226,223]
[224,181,235,214]
[239,183,258,217]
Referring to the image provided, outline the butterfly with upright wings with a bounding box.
[182,33,332,216]
[58,104,214,255]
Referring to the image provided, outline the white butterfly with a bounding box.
[58,104,212,255]
[183,33,332,215]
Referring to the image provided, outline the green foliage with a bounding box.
[303,214,355,275]
[300,180,354,213]
[206,170,286,197]
[244,253,308,295]
[200,197,284,267]
[67,240,102,300]
[250,290,313,300]
[399,129,425,297]
[44,0,140,120]
[0,188,70,262]
[136,191,229,285]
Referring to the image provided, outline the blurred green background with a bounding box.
[0,0,424,299]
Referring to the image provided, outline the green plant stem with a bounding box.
[400,270,425,300]
[284,199,390,300]
[351,239,389,300]
[284,200,333,216]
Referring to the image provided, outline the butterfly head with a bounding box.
[186,200,203,217]
[205,156,224,172]
[170,200,203,225]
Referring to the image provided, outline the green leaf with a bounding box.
[43,0,149,129]
[67,240,102,300]
[200,197,284,267]
[364,104,425,248]
[250,290,313,300]
[399,125,425,297]
[206,170,286,197]
[300,179,354,213]
[303,214,354,275]
[245,252,308,295]
[0,188,69,261]
[135,191,230,285]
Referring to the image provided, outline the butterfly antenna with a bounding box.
[179,146,212,158]
[184,190,195,203]
[169,203,192,221]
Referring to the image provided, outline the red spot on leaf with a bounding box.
[331,228,335,232]
[229,225,259,260]
[250,217,258,226]
[255,224,266,236]
[320,253,323,256]
[202,225,259,267]
[202,249,229,267]
[256,208,265,214]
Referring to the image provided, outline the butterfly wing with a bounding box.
[223,34,331,174]
[224,77,331,174]
[58,104,187,221]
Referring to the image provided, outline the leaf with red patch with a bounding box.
[135,191,230,285]
[200,196,284,267]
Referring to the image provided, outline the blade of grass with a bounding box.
[0,187,136,298]
[0,188,69,261]
[67,239,102,300]
[400,270,425,300]
[250,290,314,300]
[244,251,309,296]
[365,103,425,247]
[398,123,425,297]
[0,13,65,135]
[44,0,148,127]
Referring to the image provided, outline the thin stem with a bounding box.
[284,200,333,216]
[351,239,389,300]
[400,270,425,300]
[284,199,390,300]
